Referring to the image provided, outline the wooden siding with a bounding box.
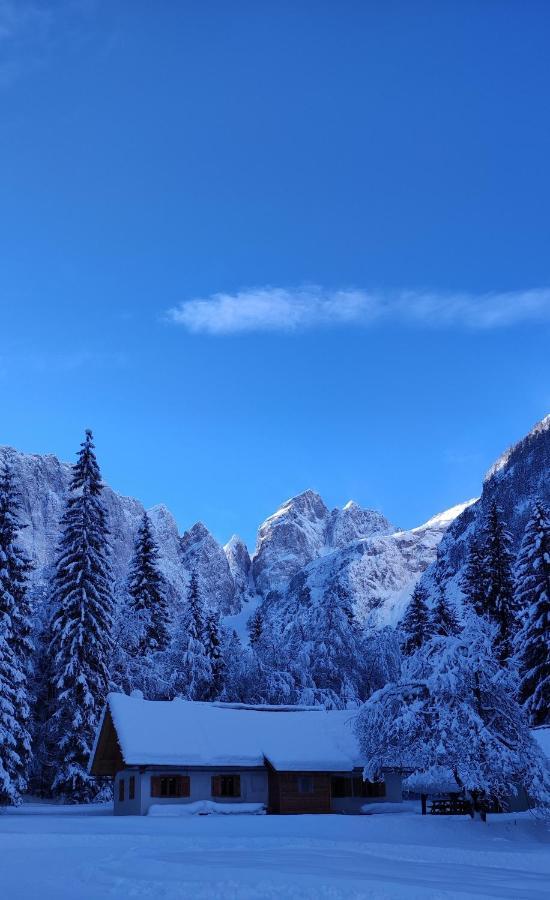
[90,709,124,776]
[268,770,331,814]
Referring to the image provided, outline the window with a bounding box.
[129,776,135,800]
[297,776,313,794]
[352,777,385,799]
[150,775,190,798]
[331,777,386,799]
[331,777,353,798]
[211,775,241,798]
[118,778,125,802]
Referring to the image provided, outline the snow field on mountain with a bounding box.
[1,804,548,899]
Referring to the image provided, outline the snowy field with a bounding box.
[0,804,549,900]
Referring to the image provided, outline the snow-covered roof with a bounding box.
[102,693,363,772]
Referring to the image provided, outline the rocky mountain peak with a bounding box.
[224,535,252,605]
[180,522,238,615]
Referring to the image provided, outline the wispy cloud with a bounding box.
[0,0,97,88]
[166,286,550,336]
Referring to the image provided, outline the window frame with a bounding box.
[118,778,125,802]
[150,775,190,799]
[129,775,135,801]
[211,774,241,798]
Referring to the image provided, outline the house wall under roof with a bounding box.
[115,767,269,816]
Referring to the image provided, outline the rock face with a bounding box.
[421,414,550,602]
[0,446,184,603]
[224,535,252,607]
[252,490,330,597]
[0,442,469,629]
[326,500,394,549]
[180,522,238,615]
[266,501,475,634]
[251,490,395,600]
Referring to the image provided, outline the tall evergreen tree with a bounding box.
[400,585,431,655]
[0,464,33,804]
[171,573,212,700]
[204,609,224,699]
[515,500,550,725]
[283,580,368,708]
[247,607,264,647]
[47,430,114,802]
[482,502,517,662]
[461,539,486,617]
[431,577,460,637]
[127,513,170,654]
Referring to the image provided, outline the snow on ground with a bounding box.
[0,804,548,899]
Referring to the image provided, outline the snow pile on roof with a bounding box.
[107,693,363,771]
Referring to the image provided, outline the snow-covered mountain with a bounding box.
[0,446,183,601]
[261,500,475,636]
[420,414,550,603]
[251,489,394,600]
[179,522,240,615]
[9,413,546,639]
[224,535,253,605]
[0,442,472,633]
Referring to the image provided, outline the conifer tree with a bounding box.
[356,615,550,811]
[461,539,486,617]
[247,607,264,647]
[47,430,114,802]
[515,500,550,725]
[482,502,517,662]
[400,585,431,655]
[204,609,224,698]
[0,464,33,804]
[285,580,367,708]
[431,578,460,637]
[127,513,170,654]
[172,573,212,700]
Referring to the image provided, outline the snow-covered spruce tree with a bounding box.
[431,577,460,637]
[482,502,518,662]
[400,584,431,655]
[247,607,264,647]
[127,513,170,654]
[361,626,402,695]
[47,430,114,802]
[461,539,487,618]
[355,614,550,811]
[515,500,550,725]
[204,609,224,699]
[170,573,212,700]
[281,580,369,708]
[0,464,33,805]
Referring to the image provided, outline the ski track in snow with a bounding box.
[0,805,548,899]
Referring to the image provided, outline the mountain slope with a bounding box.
[262,501,474,640]
[421,414,550,604]
[252,489,395,600]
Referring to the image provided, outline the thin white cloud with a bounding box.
[0,1,97,88]
[166,286,550,336]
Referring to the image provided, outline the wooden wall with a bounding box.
[268,770,331,814]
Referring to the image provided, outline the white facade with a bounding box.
[114,767,269,816]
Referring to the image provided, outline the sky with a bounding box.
[1,1,549,549]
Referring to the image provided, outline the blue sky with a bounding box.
[1,1,549,549]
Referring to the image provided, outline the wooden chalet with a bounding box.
[89,693,403,816]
